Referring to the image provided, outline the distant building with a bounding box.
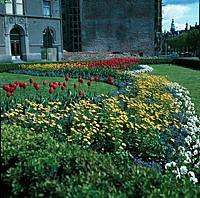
[0,0,63,63]
[61,0,162,57]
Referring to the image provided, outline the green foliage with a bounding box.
[2,124,200,198]
[172,58,200,70]
[168,30,199,53]
[137,58,172,65]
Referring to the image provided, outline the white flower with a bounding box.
[180,166,188,175]
[189,177,198,184]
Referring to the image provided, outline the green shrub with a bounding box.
[172,58,200,70]
[138,58,172,65]
[1,124,200,198]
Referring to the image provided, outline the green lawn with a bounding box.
[0,73,117,97]
[150,64,200,116]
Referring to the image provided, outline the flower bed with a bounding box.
[1,60,200,189]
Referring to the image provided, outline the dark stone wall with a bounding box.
[81,0,155,56]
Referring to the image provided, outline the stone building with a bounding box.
[0,0,63,63]
[61,0,162,56]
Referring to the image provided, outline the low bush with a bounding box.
[138,58,172,65]
[1,124,200,198]
[172,58,200,70]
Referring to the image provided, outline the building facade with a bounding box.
[62,0,162,56]
[0,0,63,63]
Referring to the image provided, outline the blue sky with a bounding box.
[162,0,199,32]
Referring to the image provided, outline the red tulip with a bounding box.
[63,82,67,87]
[53,84,57,89]
[89,77,93,81]
[87,81,91,86]
[43,80,47,85]
[22,83,27,88]
[19,82,24,88]
[35,85,40,90]
[49,83,53,87]
[7,93,11,97]
[9,82,13,87]
[109,81,115,85]
[10,87,15,93]
[74,84,78,88]
[15,81,19,85]
[54,82,58,86]
[61,86,65,90]
[3,85,7,90]
[49,87,53,93]
[29,78,34,83]
[108,77,113,81]
[79,90,83,95]
[33,82,38,87]
[95,77,99,82]
[58,82,62,86]
[78,78,84,83]
[65,76,69,81]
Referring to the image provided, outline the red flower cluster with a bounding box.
[108,76,115,85]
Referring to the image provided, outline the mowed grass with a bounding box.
[0,73,118,97]
[150,64,200,116]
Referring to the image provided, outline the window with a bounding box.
[43,0,51,17]
[16,0,23,15]
[5,0,13,14]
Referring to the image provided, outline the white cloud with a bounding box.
[163,4,191,21]
[175,23,186,30]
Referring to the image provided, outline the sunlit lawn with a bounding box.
[150,64,200,116]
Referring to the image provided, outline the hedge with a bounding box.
[1,124,200,198]
[172,58,200,70]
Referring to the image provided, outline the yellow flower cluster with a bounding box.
[2,73,180,152]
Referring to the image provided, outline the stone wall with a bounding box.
[81,0,156,56]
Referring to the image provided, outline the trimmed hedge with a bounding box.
[172,58,200,70]
[1,124,200,198]
[138,58,173,65]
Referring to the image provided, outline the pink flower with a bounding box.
[95,77,99,82]
[43,80,47,85]
[89,77,93,81]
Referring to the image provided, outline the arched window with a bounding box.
[43,27,54,48]
[10,28,21,56]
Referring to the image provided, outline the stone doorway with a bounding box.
[10,28,22,61]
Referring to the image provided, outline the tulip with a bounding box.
[58,82,62,86]
[78,78,84,83]
[43,80,47,85]
[7,93,11,97]
[35,85,40,90]
[22,83,27,88]
[74,84,78,88]
[87,81,91,86]
[9,82,13,87]
[61,86,65,90]
[19,82,24,88]
[15,81,19,85]
[49,87,53,93]
[63,82,67,87]
[109,81,115,85]
[53,84,57,89]
[95,77,99,82]
[89,77,93,81]
[10,87,15,93]
[33,82,38,87]
[29,78,34,83]
[108,77,113,81]
[65,76,69,81]
[79,90,83,95]
[49,83,53,87]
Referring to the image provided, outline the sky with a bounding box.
[162,0,199,32]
